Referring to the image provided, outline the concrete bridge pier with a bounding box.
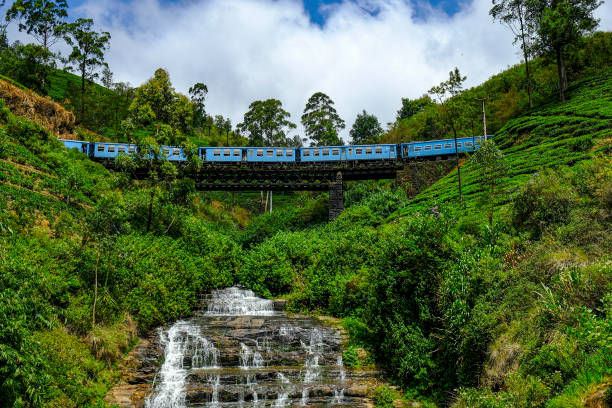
[329,171,344,221]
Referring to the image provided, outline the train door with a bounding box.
[242,149,247,162]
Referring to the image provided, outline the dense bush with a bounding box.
[512,169,578,237]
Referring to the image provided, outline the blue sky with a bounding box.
[64,0,465,25]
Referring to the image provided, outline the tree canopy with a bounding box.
[396,95,434,121]
[60,18,110,122]
[301,92,345,146]
[349,110,384,145]
[5,0,68,51]
[527,0,601,101]
[237,99,296,146]
[126,68,193,145]
[189,82,208,129]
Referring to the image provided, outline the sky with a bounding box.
[4,0,612,140]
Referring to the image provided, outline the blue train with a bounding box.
[59,136,486,164]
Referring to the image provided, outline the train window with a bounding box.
[286,150,293,157]
[444,143,452,149]
[96,145,104,152]
[313,150,320,156]
[302,150,310,157]
[457,142,462,148]
[375,147,383,154]
[434,144,442,150]
[348,148,353,154]
[424,145,432,151]
[256,149,264,157]
[332,148,339,155]
[323,149,329,156]
[414,146,422,152]
[108,145,116,153]
[223,149,231,156]
[465,142,473,147]
[365,147,373,154]
[234,149,241,156]
[118,146,126,153]
[173,148,180,156]
[356,148,363,154]
[162,147,169,155]
[266,150,273,157]
[213,149,221,156]
[128,145,135,153]
[276,150,283,156]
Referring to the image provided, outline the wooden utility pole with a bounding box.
[476,96,489,140]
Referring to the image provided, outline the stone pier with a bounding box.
[328,171,344,221]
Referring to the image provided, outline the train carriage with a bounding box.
[200,147,244,162]
[245,147,297,163]
[300,144,397,162]
[401,136,483,159]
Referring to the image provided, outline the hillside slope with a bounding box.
[406,68,612,212]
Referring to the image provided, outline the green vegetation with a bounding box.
[0,0,611,405]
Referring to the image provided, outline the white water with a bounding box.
[208,375,221,408]
[206,287,275,316]
[334,355,346,404]
[146,321,218,408]
[147,287,353,407]
[240,343,265,369]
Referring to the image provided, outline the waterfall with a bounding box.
[145,286,376,407]
[240,343,264,369]
[206,287,274,316]
[334,355,346,404]
[145,321,218,408]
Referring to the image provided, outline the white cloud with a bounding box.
[4,0,612,140]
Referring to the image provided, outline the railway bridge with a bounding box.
[63,136,487,220]
[103,158,444,221]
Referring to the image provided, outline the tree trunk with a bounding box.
[92,246,101,328]
[518,6,533,108]
[556,46,567,102]
[81,64,86,123]
[146,189,155,232]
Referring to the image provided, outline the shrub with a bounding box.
[374,385,400,408]
[512,169,578,237]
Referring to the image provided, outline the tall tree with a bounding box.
[429,67,468,203]
[6,0,68,89]
[127,68,194,145]
[237,99,296,146]
[527,0,601,101]
[214,114,232,145]
[60,18,110,122]
[490,0,536,108]
[301,92,345,146]
[5,0,68,57]
[396,95,434,120]
[189,82,208,129]
[349,110,384,144]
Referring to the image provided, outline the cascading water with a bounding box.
[146,321,218,408]
[144,286,378,407]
